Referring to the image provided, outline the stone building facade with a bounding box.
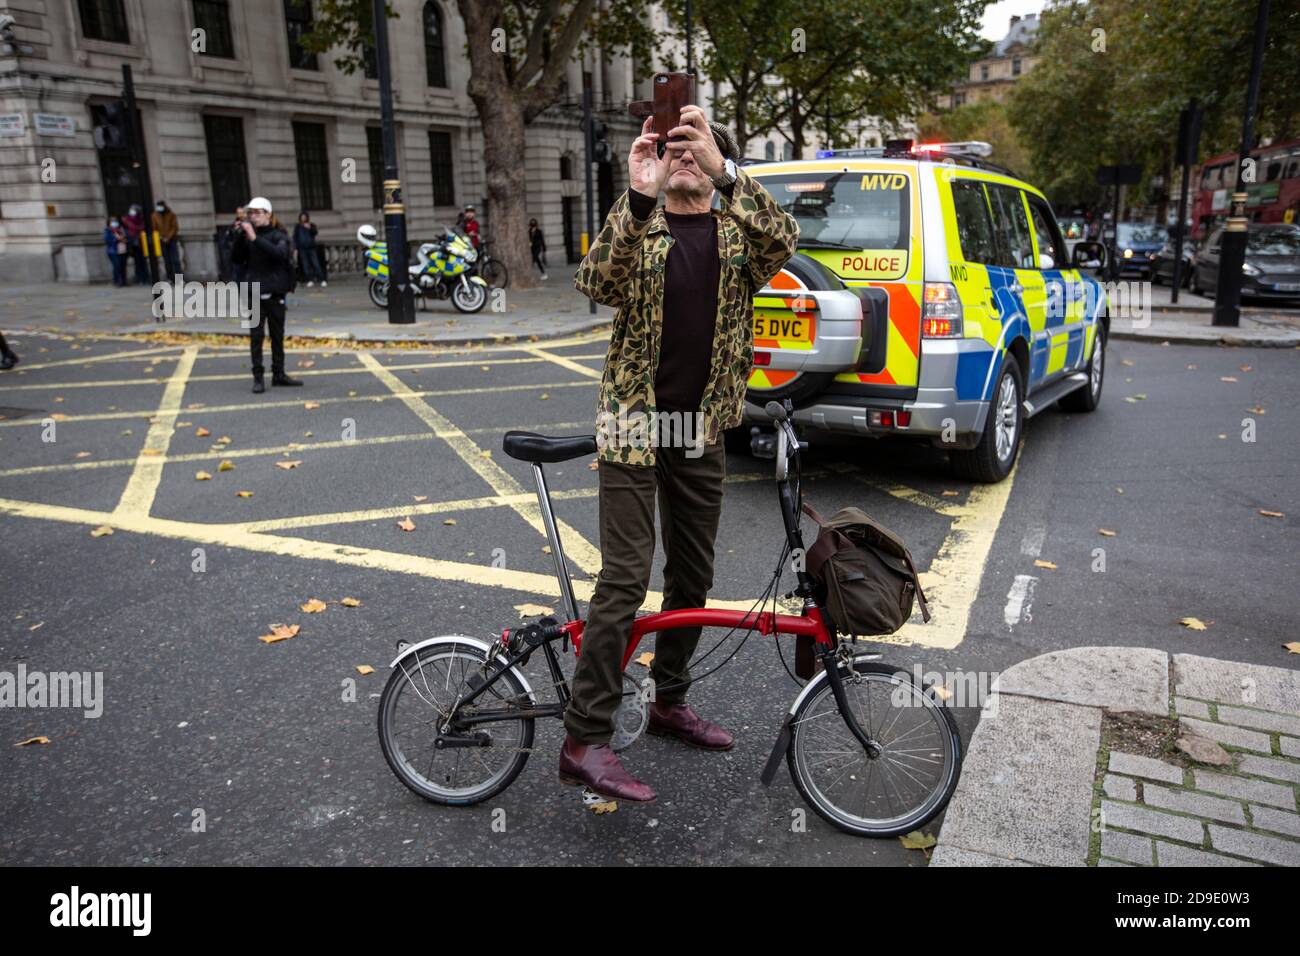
[934,13,1041,111]
[0,0,654,283]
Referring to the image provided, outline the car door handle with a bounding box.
[1008,282,1023,293]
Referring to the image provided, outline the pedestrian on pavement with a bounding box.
[0,332,17,370]
[529,218,548,280]
[122,205,150,285]
[461,205,480,249]
[562,105,799,802]
[152,200,181,279]
[231,197,301,394]
[104,216,128,287]
[293,212,326,287]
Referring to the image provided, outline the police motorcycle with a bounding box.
[357,224,489,314]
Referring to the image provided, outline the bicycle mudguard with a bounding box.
[759,716,794,787]
[389,635,537,702]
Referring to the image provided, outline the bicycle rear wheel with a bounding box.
[378,639,534,805]
[788,660,962,837]
[481,258,509,289]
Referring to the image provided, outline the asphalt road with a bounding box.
[1,329,1296,866]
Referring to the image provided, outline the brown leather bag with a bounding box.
[801,501,930,645]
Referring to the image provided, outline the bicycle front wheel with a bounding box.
[481,259,509,289]
[788,660,962,837]
[378,639,534,805]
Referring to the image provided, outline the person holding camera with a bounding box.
[562,106,799,802]
[231,197,301,394]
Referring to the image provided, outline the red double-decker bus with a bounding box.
[1192,137,1300,239]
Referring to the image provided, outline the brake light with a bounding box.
[922,282,964,337]
[753,350,771,366]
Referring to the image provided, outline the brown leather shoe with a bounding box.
[558,735,656,802]
[647,702,735,751]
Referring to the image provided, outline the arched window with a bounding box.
[765,141,775,161]
[424,1,447,88]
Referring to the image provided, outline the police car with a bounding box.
[740,141,1109,483]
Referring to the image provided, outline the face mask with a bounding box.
[110,221,120,228]
[155,205,165,212]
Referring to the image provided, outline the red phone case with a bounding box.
[653,72,695,143]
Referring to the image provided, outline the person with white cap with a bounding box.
[231,196,301,393]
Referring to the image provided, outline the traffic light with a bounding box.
[588,118,613,164]
[93,101,130,151]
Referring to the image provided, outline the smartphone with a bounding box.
[653,72,695,156]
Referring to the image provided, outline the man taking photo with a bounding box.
[562,105,799,802]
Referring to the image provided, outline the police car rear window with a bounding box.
[761,171,910,251]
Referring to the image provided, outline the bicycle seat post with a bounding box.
[530,462,579,624]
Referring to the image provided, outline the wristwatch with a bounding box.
[711,157,737,189]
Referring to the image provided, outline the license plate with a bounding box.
[1273,282,1300,292]
[753,312,812,344]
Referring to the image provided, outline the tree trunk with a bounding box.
[458,0,537,290]
[789,94,806,160]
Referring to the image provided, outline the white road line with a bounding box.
[1003,574,1038,628]
[1019,525,1046,558]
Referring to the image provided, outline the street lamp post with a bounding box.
[373,0,415,324]
[1213,0,1270,327]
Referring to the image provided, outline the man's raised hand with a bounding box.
[629,116,672,199]
[666,105,725,180]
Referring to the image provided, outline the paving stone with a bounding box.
[1101,828,1153,865]
[1173,697,1211,720]
[1250,805,1300,839]
[1176,734,1233,766]
[1193,770,1296,809]
[1173,654,1300,712]
[1104,775,1137,801]
[1216,705,1300,737]
[1208,825,1300,866]
[1236,754,1300,785]
[1102,800,1204,843]
[993,647,1168,715]
[1155,841,1260,867]
[1283,736,1300,759]
[1179,717,1272,753]
[934,695,1100,867]
[1109,751,1185,785]
[1143,783,1246,824]
[1099,857,1135,866]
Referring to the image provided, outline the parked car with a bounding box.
[1152,232,1197,288]
[736,141,1109,484]
[1190,224,1300,300]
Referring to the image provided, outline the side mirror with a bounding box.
[1072,241,1106,268]
[1039,252,1055,270]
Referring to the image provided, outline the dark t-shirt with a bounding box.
[627,188,720,415]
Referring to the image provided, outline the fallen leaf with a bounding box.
[304,402,321,410]
[217,460,235,472]
[214,436,232,445]
[28,622,44,631]
[634,651,655,667]
[1239,365,1252,372]
[195,427,211,437]
[443,518,457,525]
[1248,406,1266,415]
[187,402,206,410]
[236,490,254,498]
[539,393,549,400]
[941,490,960,497]
[1033,559,1057,570]
[301,598,327,614]
[397,517,416,532]
[15,737,51,747]
[1283,642,1300,655]
[1099,529,1117,537]
[195,471,212,481]
[90,525,114,538]
[75,451,92,459]
[412,495,428,502]
[589,800,618,814]
[1219,376,1238,383]
[479,450,491,458]
[275,460,302,470]
[931,684,953,701]
[1116,487,1124,495]
[341,598,362,608]
[141,448,163,456]
[53,396,63,403]
[1186,364,1197,370]
[1258,510,1284,518]
[120,429,133,436]
[1180,617,1208,631]
[541,545,552,554]
[50,413,68,421]
[899,831,936,850]
[355,665,375,675]
[514,603,554,618]
[258,623,300,644]
[298,360,316,368]
[1120,359,1134,367]
[480,365,490,371]
[175,421,192,428]
[588,459,599,470]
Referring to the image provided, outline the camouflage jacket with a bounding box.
[575,168,799,467]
